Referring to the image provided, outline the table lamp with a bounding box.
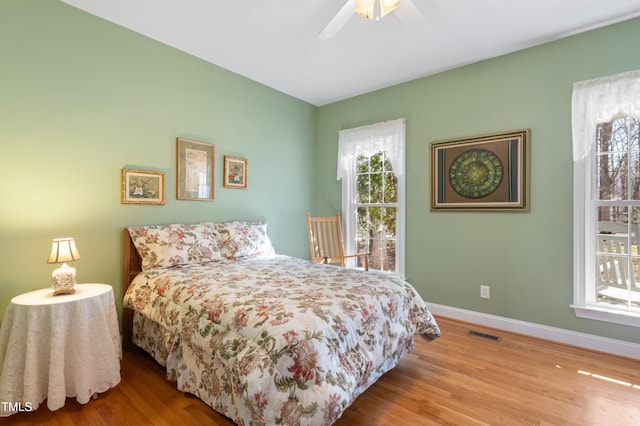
[47,237,81,295]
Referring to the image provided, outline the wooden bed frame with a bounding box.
[122,228,142,351]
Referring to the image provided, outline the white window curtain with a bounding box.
[571,69,640,162]
[336,118,406,268]
[337,118,406,180]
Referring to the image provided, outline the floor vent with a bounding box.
[467,330,502,342]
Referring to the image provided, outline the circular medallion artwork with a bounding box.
[449,149,503,199]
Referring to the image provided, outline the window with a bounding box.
[572,70,640,327]
[337,119,406,276]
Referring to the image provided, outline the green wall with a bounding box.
[0,1,316,319]
[317,18,640,343]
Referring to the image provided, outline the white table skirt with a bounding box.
[0,283,121,416]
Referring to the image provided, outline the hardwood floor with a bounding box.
[7,316,640,425]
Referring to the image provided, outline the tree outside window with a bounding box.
[356,151,398,272]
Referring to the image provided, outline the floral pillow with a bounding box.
[211,221,276,259]
[128,223,223,271]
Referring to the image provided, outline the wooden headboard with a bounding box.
[122,228,142,350]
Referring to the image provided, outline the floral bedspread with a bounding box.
[123,255,440,425]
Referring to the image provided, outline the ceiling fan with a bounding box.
[319,0,425,40]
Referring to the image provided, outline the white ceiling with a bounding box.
[60,0,640,106]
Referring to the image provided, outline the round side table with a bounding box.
[0,283,121,417]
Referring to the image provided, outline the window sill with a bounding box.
[571,303,640,328]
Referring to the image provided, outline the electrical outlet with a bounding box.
[480,285,490,299]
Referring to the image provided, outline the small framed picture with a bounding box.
[223,155,248,189]
[121,169,165,205]
[430,129,530,211]
[177,137,215,201]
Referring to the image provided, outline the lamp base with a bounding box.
[52,263,77,296]
[53,288,76,296]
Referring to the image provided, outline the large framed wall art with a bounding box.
[430,129,530,211]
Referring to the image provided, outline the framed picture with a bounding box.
[121,169,165,205]
[430,129,530,211]
[176,137,215,201]
[223,156,248,189]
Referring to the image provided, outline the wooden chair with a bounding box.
[306,212,369,271]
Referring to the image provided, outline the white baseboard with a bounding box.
[427,303,640,360]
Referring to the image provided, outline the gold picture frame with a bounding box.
[121,169,165,205]
[223,156,248,189]
[430,129,530,211]
[176,137,215,201]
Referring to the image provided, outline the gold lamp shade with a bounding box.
[355,0,399,21]
[47,238,81,296]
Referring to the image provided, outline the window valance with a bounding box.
[337,118,406,180]
[572,70,640,162]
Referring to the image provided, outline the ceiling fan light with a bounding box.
[355,0,399,21]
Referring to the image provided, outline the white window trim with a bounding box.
[572,156,640,327]
[337,118,406,277]
[571,70,640,327]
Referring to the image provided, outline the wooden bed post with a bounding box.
[122,228,138,351]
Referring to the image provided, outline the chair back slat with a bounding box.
[307,213,344,265]
[307,212,369,271]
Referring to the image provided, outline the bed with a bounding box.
[122,221,440,425]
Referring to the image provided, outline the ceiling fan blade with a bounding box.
[395,0,428,28]
[319,0,356,40]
